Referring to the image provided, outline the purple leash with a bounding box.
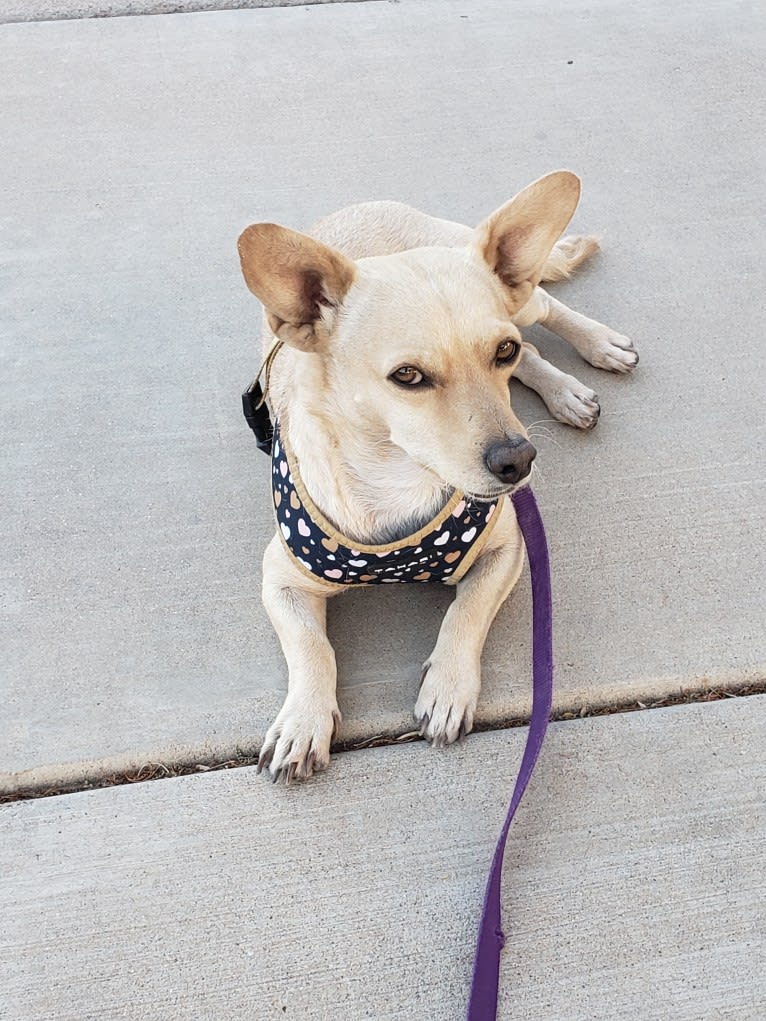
[466,486,554,1020]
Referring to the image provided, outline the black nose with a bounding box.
[484,436,536,484]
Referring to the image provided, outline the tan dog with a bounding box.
[238,171,637,782]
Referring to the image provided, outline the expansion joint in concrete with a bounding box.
[3,679,764,805]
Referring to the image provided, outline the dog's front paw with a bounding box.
[547,375,601,430]
[585,329,639,374]
[257,697,341,783]
[414,658,481,747]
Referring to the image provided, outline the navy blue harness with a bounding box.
[271,421,501,588]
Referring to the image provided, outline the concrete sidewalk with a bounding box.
[3,698,764,1020]
[1,3,765,1017]
[2,0,764,795]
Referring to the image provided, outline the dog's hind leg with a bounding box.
[540,234,601,282]
[414,506,525,745]
[258,537,341,782]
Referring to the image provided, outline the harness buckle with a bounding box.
[242,377,274,455]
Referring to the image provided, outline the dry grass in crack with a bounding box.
[2,682,763,805]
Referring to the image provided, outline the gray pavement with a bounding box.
[3,697,764,1020]
[2,4,765,1015]
[2,0,765,794]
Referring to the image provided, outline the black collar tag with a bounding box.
[242,377,274,455]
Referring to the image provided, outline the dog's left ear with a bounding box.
[237,223,356,351]
[474,171,581,309]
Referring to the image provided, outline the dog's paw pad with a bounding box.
[414,660,478,746]
[588,330,639,374]
[257,700,340,783]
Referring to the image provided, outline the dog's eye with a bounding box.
[390,366,425,386]
[496,339,521,365]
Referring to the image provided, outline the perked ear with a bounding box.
[474,171,581,309]
[237,224,356,350]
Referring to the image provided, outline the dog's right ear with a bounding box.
[237,224,356,351]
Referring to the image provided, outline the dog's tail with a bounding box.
[540,234,601,282]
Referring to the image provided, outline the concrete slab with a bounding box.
[2,697,764,1019]
[2,0,765,791]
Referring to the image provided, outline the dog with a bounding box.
[237,171,637,782]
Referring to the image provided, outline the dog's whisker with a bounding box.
[527,426,556,440]
[525,418,559,430]
[528,431,561,450]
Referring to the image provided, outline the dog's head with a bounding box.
[238,171,579,499]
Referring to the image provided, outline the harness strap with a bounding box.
[466,486,553,1019]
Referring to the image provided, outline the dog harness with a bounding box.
[271,421,501,587]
